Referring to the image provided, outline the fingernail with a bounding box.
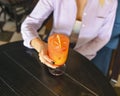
[51,61,55,64]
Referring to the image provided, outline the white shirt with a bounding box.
[70,20,82,43]
[21,0,118,60]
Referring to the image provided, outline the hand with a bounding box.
[38,42,58,68]
[31,37,57,69]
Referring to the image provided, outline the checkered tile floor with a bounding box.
[0,15,46,46]
[0,8,47,45]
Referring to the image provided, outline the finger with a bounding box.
[38,52,54,64]
[44,61,57,69]
[39,56,57,69]
[43,55,54,63]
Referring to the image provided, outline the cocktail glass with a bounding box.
[48,33,69,76]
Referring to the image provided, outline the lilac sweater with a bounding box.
[21,0,117,59]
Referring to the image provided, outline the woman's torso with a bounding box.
[51,0,115,44]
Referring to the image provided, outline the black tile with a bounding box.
[0,31,14,41]
[0,21,5,32]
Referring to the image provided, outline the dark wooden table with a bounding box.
[0,41,117,96]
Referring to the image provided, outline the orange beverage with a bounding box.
[48,33,69,66]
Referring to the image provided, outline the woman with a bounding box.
[21,0,118,70]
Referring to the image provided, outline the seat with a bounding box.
[108,40,120,82]
[0,0,38,32]
[0,3,5,32]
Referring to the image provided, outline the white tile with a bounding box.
[3,21,16,32]
[38,26,46,35]
[10,32,23,42]
[0,41,8,46]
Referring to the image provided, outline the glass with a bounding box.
[48,33,69,76]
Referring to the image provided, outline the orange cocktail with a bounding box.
[48,33,69,66]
